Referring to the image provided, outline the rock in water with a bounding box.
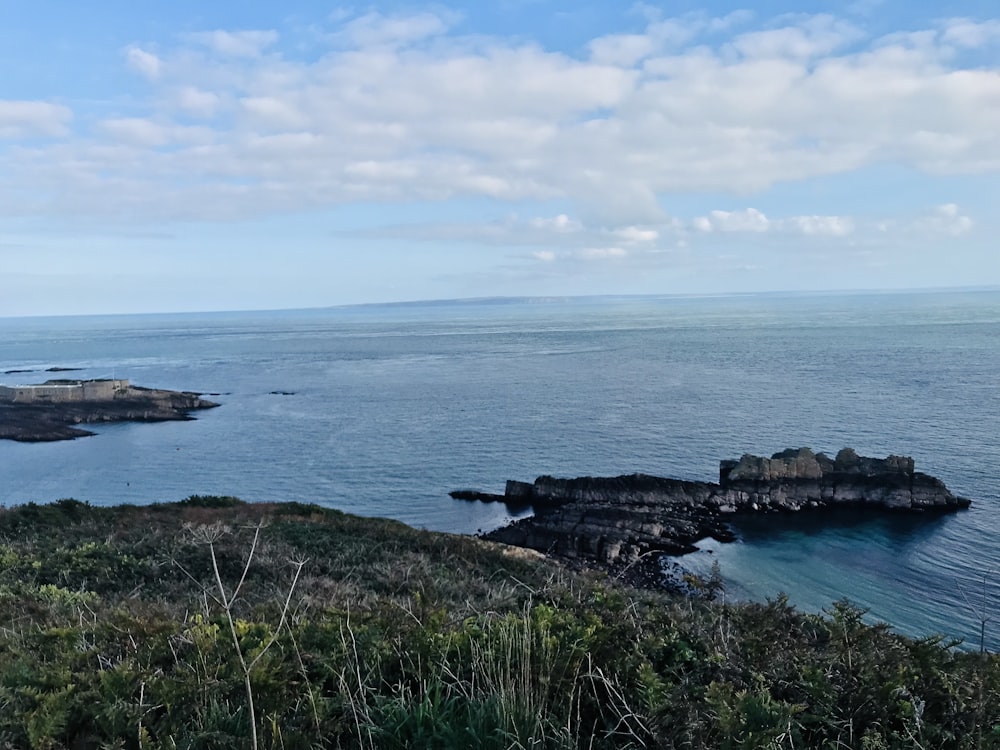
[457,448,969,572]
[0,379,219,442]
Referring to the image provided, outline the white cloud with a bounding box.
[687,204,975,242]
[862,203,974,239]
[1,9,998,231]
[528,214,581,233]
[96,119,215,149]
[709,10,755,33]
[614,226,659,243]
[697,208,771,232]
[588,33,654,66]
[529,247,628,264]
[690,208,857,236]
[784,215,856,236]
[239,96,308,129]
[916,203,974,235]
[0,100,71,138]
[847,0,886,18]
[125,46,162,79]
[325,200,979,289]
[100,118,171,147]
[344,159,420,182]
[729,15,862,60]
[186,30,279,57]
[175,87,221,118]
[580,246,627,260]
[340,213,662,255]
[692,217,713,233]
[941,18,1000,49]
[334,11,455,48]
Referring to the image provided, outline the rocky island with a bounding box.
[0,378,219,442]
[454,448,970,575]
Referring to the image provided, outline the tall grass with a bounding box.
[0,498,999,749]
[367,606,585,749]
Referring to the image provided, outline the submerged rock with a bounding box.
[457,448,970,571]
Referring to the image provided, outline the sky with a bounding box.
[1,1,998,316]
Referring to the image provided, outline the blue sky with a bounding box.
[1,1,998,315]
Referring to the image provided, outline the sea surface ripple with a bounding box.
[0,290,998,647]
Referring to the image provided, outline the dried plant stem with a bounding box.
[193,521,307,750]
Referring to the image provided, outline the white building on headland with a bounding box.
[0,379,130,404]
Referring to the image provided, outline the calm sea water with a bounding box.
[1,291,998,647]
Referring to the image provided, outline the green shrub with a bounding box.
[0,498,998,749]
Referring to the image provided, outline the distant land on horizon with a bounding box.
[1,285,999,323]
[335,285,1000,310]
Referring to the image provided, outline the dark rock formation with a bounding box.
[0,381,219,442]
[459,448,969,571]
[449,490,507,503]
[718,447,951,511]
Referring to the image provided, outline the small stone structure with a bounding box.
[0,380,217,442]
[0,379,130,404]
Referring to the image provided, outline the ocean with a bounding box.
[1,290,998,647]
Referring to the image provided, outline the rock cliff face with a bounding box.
[718,447,954,511]
[458,448,969,571]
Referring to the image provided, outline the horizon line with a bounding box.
[2,284,999,322]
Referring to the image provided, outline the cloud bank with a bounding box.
[0,6,995,313]
[2,10,997,224]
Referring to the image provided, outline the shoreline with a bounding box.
[0,378,218,442]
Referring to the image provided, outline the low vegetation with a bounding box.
[0,496,998,749]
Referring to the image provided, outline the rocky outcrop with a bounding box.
[480,474,738,565]
[719,446,914,483]
[0,381,219,442]
[718,447,949,511]
[459,448,969,571]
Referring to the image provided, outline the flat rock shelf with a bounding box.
[453,447,970,581]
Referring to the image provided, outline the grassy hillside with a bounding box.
[0,497,998,749]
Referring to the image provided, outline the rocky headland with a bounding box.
[0,379,219,442]
[454,448,970,575]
